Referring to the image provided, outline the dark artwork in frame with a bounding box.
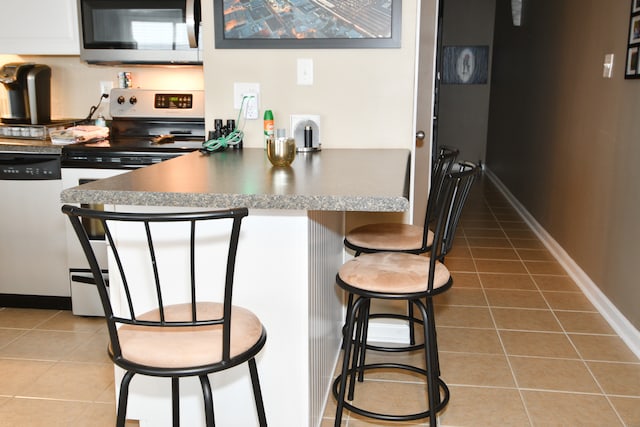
[442,46,490,85]
[214,0,401,49]
[625,0,640,78]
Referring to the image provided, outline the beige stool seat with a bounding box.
[117,302,264,369]
[345,224,434,252]
[338,252,449,295]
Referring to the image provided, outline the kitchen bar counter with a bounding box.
[60,147,411,427]
[61,148,410,211]
[0,138,63,154]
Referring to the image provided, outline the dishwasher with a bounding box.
[0,151,70,308]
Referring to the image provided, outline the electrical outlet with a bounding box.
[244,93,259,119]
[99,81,113,102]
[233,82,260,109]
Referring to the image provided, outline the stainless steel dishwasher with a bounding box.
[0,151,70,308]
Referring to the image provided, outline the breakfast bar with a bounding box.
[61,148,410,427]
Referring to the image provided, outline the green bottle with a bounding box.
[263,110,274,149]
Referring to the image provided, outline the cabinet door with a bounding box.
[0,0,79,55]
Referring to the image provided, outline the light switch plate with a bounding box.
[603,54,614,78]
[297,59,313,85]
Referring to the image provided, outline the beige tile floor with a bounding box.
[0,174,639,426]
[322,175,640,427]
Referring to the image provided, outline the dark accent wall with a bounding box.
[438,0,496,163]
[487,0,640,329]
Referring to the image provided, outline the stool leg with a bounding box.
[172,377,180,427]
[425,297,442,379]
[356,299,371,383]
[198,375,215,427]
[348,298,368,400]
[335,296,366,426]
[117,371,135,427]
[341,292,355,349]
[248,358,268,427]
[408,302,416,345]
[415,299,439,427]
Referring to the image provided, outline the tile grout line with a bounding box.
[484,179,630,427]
[479,186,535,427]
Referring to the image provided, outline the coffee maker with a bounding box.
[0,62,51,125]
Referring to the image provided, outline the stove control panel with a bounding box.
[110,89,204,119]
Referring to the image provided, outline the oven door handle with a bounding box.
[186,0,201,48]
[71,273,109,287]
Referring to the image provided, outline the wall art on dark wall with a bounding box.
[625,0,640,78]
[442,46,490,85]
[214,0,401,49]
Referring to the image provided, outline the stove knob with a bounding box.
[117,96,125,105]
[129,96,137,105]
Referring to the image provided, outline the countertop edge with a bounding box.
[60,188,409,212]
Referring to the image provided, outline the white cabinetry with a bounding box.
[0,0,79,55]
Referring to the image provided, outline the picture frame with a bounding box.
[626,0,640,78]
[214,1,401,49]
[441,46,490,85]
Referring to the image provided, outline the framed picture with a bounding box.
[626,0,640,78]
[627,47,639,76]
[214,0,401,49]
[441,46,490,84]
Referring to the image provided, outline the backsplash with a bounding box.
[0,55,204,121]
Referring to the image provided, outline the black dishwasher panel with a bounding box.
[0,153,61,180]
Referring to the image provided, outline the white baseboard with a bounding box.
[484,168,640,359]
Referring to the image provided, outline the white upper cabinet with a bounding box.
[0,0,80,55]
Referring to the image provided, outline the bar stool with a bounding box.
[333,164,478,427]
[62,206,267,427]
[343,146,459,350]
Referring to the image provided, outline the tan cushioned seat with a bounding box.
[116,302,264,368]
[346,223,433,251]
[338,252,450,294]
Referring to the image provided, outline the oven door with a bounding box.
[78,0,202,64]
[62,168,126,269]
[62,167,126,316]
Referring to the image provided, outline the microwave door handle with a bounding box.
[186,0,200,48]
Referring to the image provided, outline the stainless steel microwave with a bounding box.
[78,0,202,65]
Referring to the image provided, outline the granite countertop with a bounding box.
[0,138,63,154]
[61,148,411,212]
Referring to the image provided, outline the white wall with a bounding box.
[2,1,422,152]
[200,1,420,150]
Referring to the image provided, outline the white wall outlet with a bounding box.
[99,80,113,101]
[234,82,260,107]
[244,93,259,119]
[297,58,313,85]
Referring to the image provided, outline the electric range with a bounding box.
[62,88,205,169]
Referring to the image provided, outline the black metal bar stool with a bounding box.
[333,164,478,427]
[62,206,268,427]
[343,146,459,351]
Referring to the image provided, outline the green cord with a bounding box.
[201,95,252,152]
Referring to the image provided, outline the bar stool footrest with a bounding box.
[332,362,450,422]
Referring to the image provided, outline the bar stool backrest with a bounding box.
[62,205,249,364]
[423,146,459,245]
[430,162,479,265]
